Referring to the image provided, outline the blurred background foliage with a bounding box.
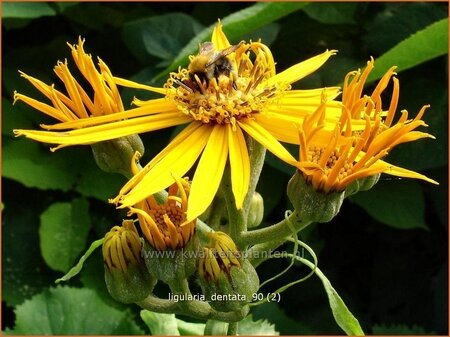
[2,2,448,335]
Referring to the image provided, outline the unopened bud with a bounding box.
[247,192,264,228]
[91,135,144,177]
[103,220,155,303]
[198,232,259,312]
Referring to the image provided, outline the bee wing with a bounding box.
[205,41,244,68]
[199,42,215,55]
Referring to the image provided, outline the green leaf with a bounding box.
[8,286,144,335]
[2,2,56,19]
[140,311,180,336]
[349,180,427,230]
[238,314,279,335]
[176,319,205,336]
[303,3,358,24]
[123,13,203,64]
[2,189,58,306]
[318,271,364,336]
[155,2,308,81]
[367,18,448,82]
[56,238,104,283]
[204,320,228,336]
[39,198,92,272]
[364,3,448,54]
[3,138,78,191]
[286,255,364,335]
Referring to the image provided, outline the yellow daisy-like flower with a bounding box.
[127,152,195,251]
[296,60,438,193]
[14,22,340,221]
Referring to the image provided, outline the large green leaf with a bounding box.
[140,311,180,336]
[367,18,448,82]
[364,3,448,54]
[237,314,279,335]
[349,180,427,230]
[39,198,92,272]
[2,187,58,306]
[6,286,144,335]
[2,138,78,191]
[2,2,56,19]
[303,3,358,24]
[122,13,204,64]
[154,2,308,81]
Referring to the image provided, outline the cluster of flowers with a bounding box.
[13,23,436,307]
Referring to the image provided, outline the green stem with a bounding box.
[241,210,311,246]
[242,138,266,219]
[136,296,249,323]
[227,322,238,335]
[221,165,247,248]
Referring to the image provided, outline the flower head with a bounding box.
[126,152,195,251]
[198,231,241,282]
[102,220,142,272]
[296,60,438,193]
[14,22,339,222]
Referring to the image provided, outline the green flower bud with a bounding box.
[142,235,200,285]
[247,192,264,228]
[287,170,344,223]
[198,232,259,312]
[102,220,155,303]
[91,134,144,177]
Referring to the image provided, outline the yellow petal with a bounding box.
[41,99,177,130]
[283,87,341,100]
[113,76,166,95]
[117,122,204,198]
[254,114,299,144]
[238,118,297,166]
[267,50,337,86]
[372,160,439,185]
[120,124,213,207]
[187,125,229,221]
[14,112,190,147]
[211,20,231,50]
[227,124,250,209]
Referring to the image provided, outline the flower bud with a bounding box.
[198,232,259,312]
[91,135,145,177]
[247,192,264,228]
[102,220,155,303]
[142,235,200,285]
[287,170,344,223]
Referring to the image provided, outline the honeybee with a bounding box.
[179,41,243,92]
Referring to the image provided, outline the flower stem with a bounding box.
[241,210,311,246]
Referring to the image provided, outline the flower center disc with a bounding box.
[165,43,285,126]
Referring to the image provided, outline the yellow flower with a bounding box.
[102,220,142,272]
[13,37,168,151]
[14,22,339,221]
[126,152,195,251]
[296,60,438,193]
[198,231,241,282]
